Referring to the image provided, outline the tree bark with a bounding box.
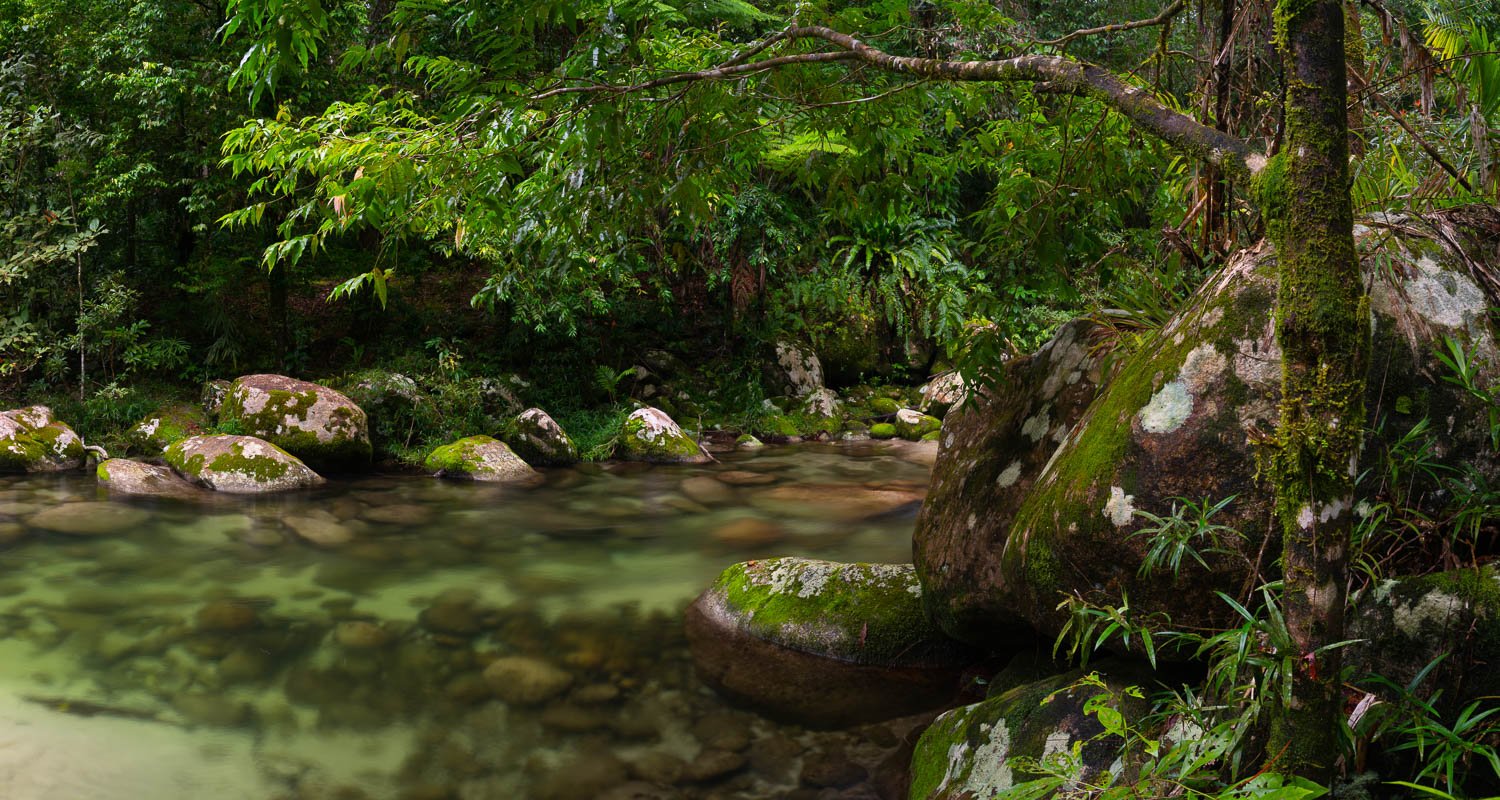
[1260,0,1365,780]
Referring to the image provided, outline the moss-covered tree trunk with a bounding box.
[1261,0,1366,780]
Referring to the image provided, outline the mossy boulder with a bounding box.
[1346,566,1500,710]
[340,371,428,458]
[771,341,824,398]
[504,408,578,466]
[0,406,85,473]
[425,435,540,484]
[920,372,967,418]
[165,435,325,493]
[915,211,1500,648]
[870,396,901,416]
[800,387,843,421]
[735,434,764,449]
[220,374,372,471]
[618,407,710,464]
[908,664,1150,800]
[685,558,978,728]
[97,458,206,500]
[871,423,898,440]
[813,313,883,386]
[127,405,210,455]
[894,409,941,441]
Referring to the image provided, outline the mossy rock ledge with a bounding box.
[504,408,578,466]
[1346,565,1500,710]
[0,405,85,473]
[684,557,979,729]
[908,664,1150,800]
[127,404,210,455]
[425,435,540,484]
[97,458,206,501]
[164,435,324,494]
[915,210,1500,648]
[617,407,710,464]
[220,374,372,471]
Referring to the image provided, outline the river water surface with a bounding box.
[0,440,935,800]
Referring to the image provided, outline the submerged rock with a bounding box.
[97,459,205,500]
[748,483,923,521]
[165,435,325,494]
[0,406,85,473]
[483,656,573,705]
[28,502,150,536]
[220,374,372,470]
[908,665,1149,800]
[617,407,710,464]
[126,405,209,456]
[685,558,977,728]
[505,408,578,466]
[916,212,1500,646]
[424,435,539,484]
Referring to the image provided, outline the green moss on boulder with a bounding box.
[164,435,324,493]
[127,404,210,455]
[685,558,977,728]
[220,374,372,471]
[425,435,540,484]
[503,408,578,466]
[870,423,897,440]
[0,406,85,473]
[618,407,710,464]
[895,409,941,441]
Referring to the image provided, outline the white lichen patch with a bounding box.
[942,720,1014,798]
[997,460,1023,488]
[1103,486,1135,527]
[1021,407,1051,443]
[1041,730,1073,760]
[1138,381,1192,434]
[1297,505,1315,531]
[628,408,682,444]
[1041,326,1088,399]
[1179,344,1228,395]
[1393,590,1467,638]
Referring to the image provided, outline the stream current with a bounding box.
[0,440,936,800]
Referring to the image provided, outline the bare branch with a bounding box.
[529,51,859,100]
[1034,0,1188,48]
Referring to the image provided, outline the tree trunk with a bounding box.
[1260,0,1365,780]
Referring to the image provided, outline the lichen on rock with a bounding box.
[617,407,710,464]
[504,408,578,466]
[0,406,86,473]
[164,434,324,493]
[219,374,372,470]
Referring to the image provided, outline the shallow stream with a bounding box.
[0,440,936,800]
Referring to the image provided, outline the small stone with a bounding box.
[629,752,685,785]
[361,504,433,525]
[419,602,483,637]
[692,711,753,752]
[539,704,608,733]
[172,691,250,727]
[219,647,275,683]
[714,470,777,486]
[710,518,787,548]
[571,683,621,705]
[679,476,734,505]
[29,502,149,536]
[285,515,355,547]
[196,599,259,632]
[334,620,394,649]
[681,749,746,783]
[483,657,573,706]
[799,750,868,788]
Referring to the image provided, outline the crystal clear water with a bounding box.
[0,440,936,800]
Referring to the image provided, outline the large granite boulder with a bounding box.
[164,435,325,493]
[425,435,540,484]
[127,405,210,456]
[915,210,1500,646]
[0,406,85,473]
[1347,566,1500,710]
[772,341,824,398]
[908,665,1150,800]
[340,370,428,458]
[617,407,710,464]
[504,408,578,466]
[97,459,206,500]
[220,374,371,470]
[685,558,978,728]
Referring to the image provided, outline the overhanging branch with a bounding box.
[531,24,1267,182]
